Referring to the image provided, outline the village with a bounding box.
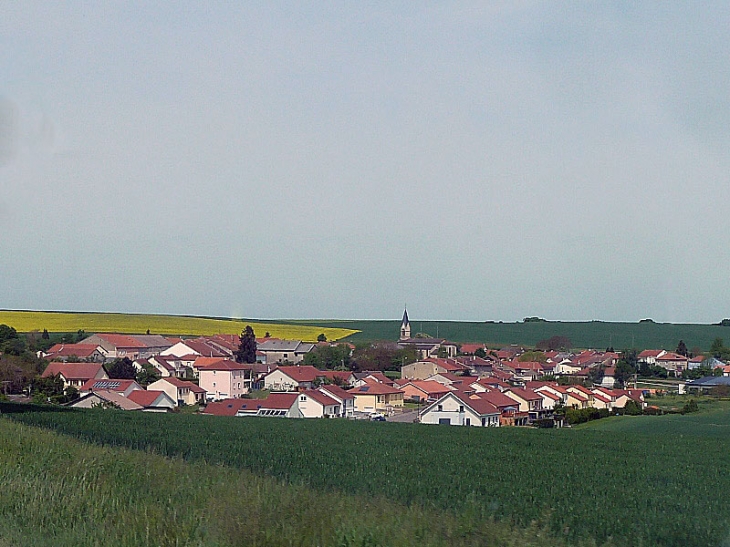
[22,309,730,426]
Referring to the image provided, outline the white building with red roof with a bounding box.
[297,390,341,418]
[638,349,667,366]
[161,338,231,360]
[126,390,176,412]
[656,352,689,376]
[419,391,500,427]
[79,378,143,397]
[262,366,324,391]
[198,359,253,401]
[43,343,105,362]
[148,377,207,406]
[80,333,172,360]
[317,385,355,417]
[203,393,303,418]
[347,381,404,413]
[41,362,108,389]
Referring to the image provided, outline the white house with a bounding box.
[297,390,341,418]
[263,366,323,391]
[147,377,207,406]
[256,340,315,365]
[126,390,177,412]
[317,385,355,418]
[420,392,500,427]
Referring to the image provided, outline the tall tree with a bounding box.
[235,325,257,364]
[676,340,689,357]
[710,338,726,359]
[106,357,137,379]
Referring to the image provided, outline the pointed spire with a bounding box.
[400,306,411,341]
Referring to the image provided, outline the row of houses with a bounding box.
[42,333,320,366]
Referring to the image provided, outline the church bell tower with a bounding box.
[400,307,411,340]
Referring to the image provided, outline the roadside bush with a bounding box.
[565,407,609,425]
[533,419,554,428]
[681,399,699,414]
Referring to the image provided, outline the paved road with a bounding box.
[387,410,419,423]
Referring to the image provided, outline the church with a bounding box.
[396,308,458,359]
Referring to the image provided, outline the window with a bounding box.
[438,418,450,425]
[459,405,464,413]
[465,418,471,426]
[300,395,306,401]
[437,404,443,411]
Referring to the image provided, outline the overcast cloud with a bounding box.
[1,2,729,323]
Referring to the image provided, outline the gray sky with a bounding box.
[1,2,729,323]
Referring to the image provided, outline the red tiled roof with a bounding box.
[46,343,101,358]
[159,377,206,393]
[80,390,142,410]
[538,391,561,401]
[203,393,299,416]
[318,371,352,383]
[93,334,147,348]
[403,380,451,395]
[505,388,542,401]
[459,344,486,354]
[365,372,395,385]
[301,390,339,407]
[41,362,106,381]
[80,379,139,392]
[476,390,521,409]
[260,392,300,410]
[318,385,355,400]
[196,358,249,371]
[127,390,167,407]
[445,391,500,416]
[182,339,229,358]
[657,352,688,361]
[202,399,244,416]
[348,383,404,396]
[568,385,594,396]
[271,366,323,383]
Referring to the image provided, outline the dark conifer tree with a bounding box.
[235,325,257,364]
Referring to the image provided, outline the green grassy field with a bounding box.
[0,310,357,342]
[291,318,730,350]
[0,414,587,547]
[6,403,730,547]
[3,309,728,351]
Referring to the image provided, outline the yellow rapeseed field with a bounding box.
[0,310,358,342]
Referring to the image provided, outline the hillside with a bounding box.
[0,414,575,547]
[293,318,730,350]
[0,310,357,342]
[7,403,730,547]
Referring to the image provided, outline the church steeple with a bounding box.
[400,307,411,340]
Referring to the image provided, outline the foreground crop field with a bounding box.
[7,404,730,547]
[292,318,730,349]
[0,310,356,342]
[0,416,569,547]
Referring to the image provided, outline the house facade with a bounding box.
[198,360,252,401]
[348,382,404,413]
[147,377,207,406]
[420,392,500,427]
